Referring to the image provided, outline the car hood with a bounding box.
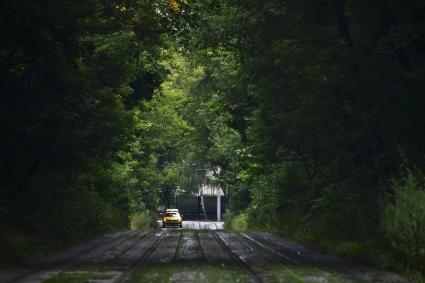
[163,216,181,221]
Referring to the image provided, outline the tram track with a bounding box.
[5,231,155,283]
[1,225,409,283]
[112,231,168,283]
[240,232,298,264]
[211,231,264,283]
[5,231,141,283]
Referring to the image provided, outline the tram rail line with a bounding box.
[112,231,168,283]
[6,231,149,283]
[240,232,298,264]
[2,225,408,283]
[6,231,140,283]
[211,231,264,283]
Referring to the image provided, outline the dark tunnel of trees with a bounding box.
[1,0,425,280]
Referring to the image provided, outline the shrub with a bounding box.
[0,230,36,267]
[383,170,425,278]
[224,210,248,231]
[130,210,158,231]
[223,210,235,230]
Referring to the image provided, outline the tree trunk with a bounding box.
[200,192,208,220]
[333,0,353,48]
[16,145,51,193]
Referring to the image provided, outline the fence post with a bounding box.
[217,188,222,221]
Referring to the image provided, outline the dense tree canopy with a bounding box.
[173,0,425,278]
[0,0,175,263]
[1,0,425,280]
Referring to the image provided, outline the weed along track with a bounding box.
[113,231,167,283]
[129,230,255,283]
[127,230,364,283]
[1,225,408,283]
[2,231,166,283]
[211,231,263,283]
[125,230,406,283]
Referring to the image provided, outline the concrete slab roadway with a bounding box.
[158,220,224,230]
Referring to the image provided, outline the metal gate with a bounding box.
[175,195,228,220]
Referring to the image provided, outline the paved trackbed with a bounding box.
[0,222,408,283]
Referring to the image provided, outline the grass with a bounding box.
[268,264,359,283]
[64,261,124,272]
[43,271,115,283]
[129,262,251,283]
[129,260,361,283]
[0,225,128,268]
[41,258,124,282]
[129,230,361,283]
[286,232,425,283]
[303,237,391,267]
[37,229,363,283]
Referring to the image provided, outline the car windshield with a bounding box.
[166,212,178,217]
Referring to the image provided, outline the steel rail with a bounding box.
[113,230,168,283]
[240,232,298,264]
[211,231,264,283]
[239,232,373,283]
[7,231,145,283]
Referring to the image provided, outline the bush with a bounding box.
[224,210,248,231]
[383,170,425,279]
[1,187,128,267]
[130,211,158,231]
[0,230,37,267]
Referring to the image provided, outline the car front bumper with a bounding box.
[163,221,182,227]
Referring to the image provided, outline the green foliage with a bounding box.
[43,273,95,283]
[0,231,38,267]
[0,0,176,264]
[130,211,159,231]
[176,0,425,279]
[383,170,425,277]
[223,211,248,231]
[2,0,425,279]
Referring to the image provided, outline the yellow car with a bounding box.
[162,209,183,228]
